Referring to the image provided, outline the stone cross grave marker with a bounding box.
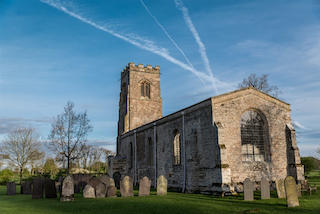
[6,181,16,195]
[139,176,151,196]
[243,178,254,201]
[100,174,111,188]
[96,182,106,198]
[120,176,134,197]
[157,175,167,196]
[32,177,45,199]
[21,180,32,195]
[260,177,270,199]
[275,180,286,198]
[83,184,95,198]
[113,172,121,189]
[45,179,57,198]
[60,175,74,202]
[89,177,101,191]
[107,185,117,198]
[284,176,299,207]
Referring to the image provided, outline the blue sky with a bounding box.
[0,0,319,157]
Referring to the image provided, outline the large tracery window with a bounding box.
[241,110,267,162]
[141,81,150,98]
[173,130,181,165]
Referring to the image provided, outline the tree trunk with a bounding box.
[19,167,23,185]
[67,157,70,175]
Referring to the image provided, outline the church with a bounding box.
[108,62,305,194]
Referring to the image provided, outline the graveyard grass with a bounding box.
[0,178,319,214]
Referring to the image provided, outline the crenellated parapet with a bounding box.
[121,62,160,78]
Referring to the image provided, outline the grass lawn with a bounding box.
[0,179,319,214]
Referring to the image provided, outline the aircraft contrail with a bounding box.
[40,0,215,91]
[174,0,218,94]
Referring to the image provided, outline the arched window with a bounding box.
[141,81,150,98]
[147,137,153,166]
[173,130,181,165]
[240,110,267,162]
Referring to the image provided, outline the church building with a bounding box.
[108,62,304,194]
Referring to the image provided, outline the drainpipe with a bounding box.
[182,111,186,193]
[153,122,157,188]
[134,130,137,185]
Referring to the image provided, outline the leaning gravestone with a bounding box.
[89,177,101,191]
[139,176,151,196]
[72,174,81,193]
[96,182,106,198]
[284,176,299,207]
[60,175,74,202]
[45,179,57,198]
[275,179,286,198]
[32,177,45,199]
[260,177,270,199]
[21,180,32,195]
[6,181,16,195]
[83,184,95,198]
[243,178,254,201]
[296,183,301,197]
[107,186,117,198]
[120,176,134,197]
[113,172,121,189]
[157,175,167,196]
[100,174,111,188]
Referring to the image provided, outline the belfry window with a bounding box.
[173,130,181,165]
[241,110,267,162]
[141,81,150,98]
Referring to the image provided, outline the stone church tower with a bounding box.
[117,63,162,151]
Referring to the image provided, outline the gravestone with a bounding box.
[83,184,95,198]
[21,180,32,195]
[284,176,299,207]
[32,177,45,199]
[96,182,106,198]
[243,178,254,201]
[275,180,286,198]
[45,179,57,198]
[60,175,74,202]
[139,176,151,196]
[157,175,167,196]
[100,174,111,188]
[79,174,90,191]
[6,181,16,195]
[120,176,134,197]
[110,178,115,187]
[260,177,270,199]
[296,183,301,197]
[72,174,81,193]
[113,172,121,189]
[89,177,101,191]
[107,185,117,198]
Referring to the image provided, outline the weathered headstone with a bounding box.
[6,181,16,195]
[100,174,111,188]
[284,176,299,207]
[120,176,134,197]
[139,176,151,196]
[275,180,286,198]
[110,178,115,187]
[72,174,81,193]
[32,177,45,199]
[21,180,32,195]
[60,175,74,202]
[296,183,301,197]
[107,185,117,198]
[45,179,57,198]
[89,177,100,191]
[96,182,106,198]
[157,175,167,196]
[113,172,121,189]
[83,184,95,198]
[243,178,254,201]
[260,177,270,199]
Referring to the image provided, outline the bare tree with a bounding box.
[237,73,282,98]
[47,101,93,175]
[0,126,43,184]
